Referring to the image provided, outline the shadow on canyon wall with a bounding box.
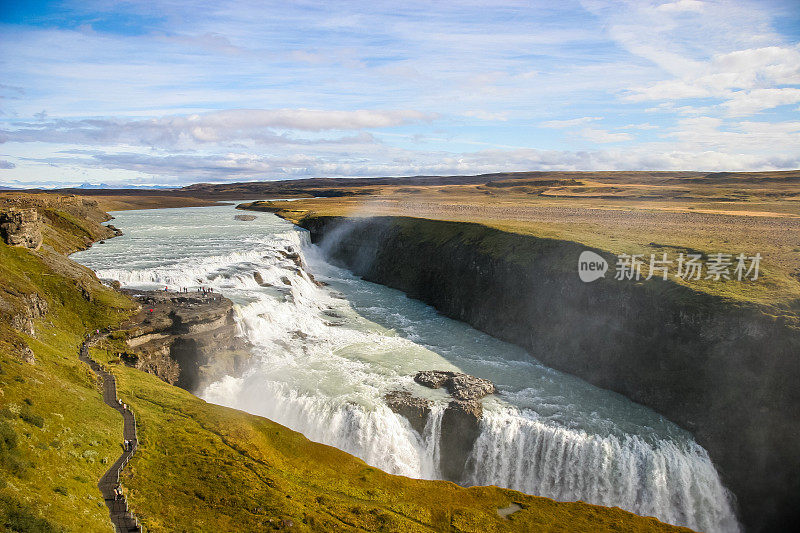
[302,215,800,533]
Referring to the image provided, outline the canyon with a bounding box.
[291,213,800,532]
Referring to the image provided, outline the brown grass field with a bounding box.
[238,171,800,308]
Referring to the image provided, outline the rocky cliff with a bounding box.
[298,214,800,533]
[0,193,249,393]
[0,208,43,250]
[117,290,250,392]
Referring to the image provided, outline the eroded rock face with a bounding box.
[10,293,48,336]
[384,391,431,434]
[440,399,483,481]
[304,215,800,529]
[120,290,251,391]
[20,346,36,364]
[414,370,496,401]
[0,208,43,250]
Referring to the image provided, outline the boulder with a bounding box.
[106,224,123,236]
[414,370,451,389]
[449,373,496,401]
[414,370,496,401]
[234,214,257,221]
[384,391,431,434]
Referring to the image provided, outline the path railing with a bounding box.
[80,334,142,533]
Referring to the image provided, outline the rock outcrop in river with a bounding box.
[387,370,496,482]
[119,290,250,392]
[297,213,800,532]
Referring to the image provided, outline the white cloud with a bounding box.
[656,0,705,13]
[588,0,800,118]
[18,143,796,185]
[154,32,246,55]
[621,122,659,130]
[184,109,436,131]
[540,116,602,128]
[1,109,436,148]
[578,127,633,143]
[627,45,800,105]
[667,116,800,152]
[625,79,714,102]
[463,110,509,121]
[723,88,800,116]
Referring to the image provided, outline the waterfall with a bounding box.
[75,206,740,533]
[465,409,739,533]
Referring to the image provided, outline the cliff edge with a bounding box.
[116,290,251,392]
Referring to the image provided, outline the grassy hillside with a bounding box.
[1,193,692,532]
[1,199,138,531]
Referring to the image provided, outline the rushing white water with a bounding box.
[73,203,740,533]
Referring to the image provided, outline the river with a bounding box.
[72,202,739,532]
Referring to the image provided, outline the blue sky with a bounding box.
[1,0,799,187]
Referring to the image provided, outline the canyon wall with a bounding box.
[299,214,800,533]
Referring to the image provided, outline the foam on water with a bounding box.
[73,204,740,532]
